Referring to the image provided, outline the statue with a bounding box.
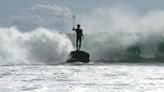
[67,15,89,63]
[72,24,84,51]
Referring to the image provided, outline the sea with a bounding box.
[1,62,164,92]
[0,27,164,92]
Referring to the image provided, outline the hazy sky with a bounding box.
[1,0,164,15]
[0,0,164,31]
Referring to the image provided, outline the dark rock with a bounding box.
[67,51,89,63]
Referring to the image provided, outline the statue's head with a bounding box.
[77,24,80,28]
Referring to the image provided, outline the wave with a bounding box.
[0,26,164,65]
[72,7,164,62]
[0,27,73,65]
[68,32,164,62]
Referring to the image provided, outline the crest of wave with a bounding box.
[0,27,73,65]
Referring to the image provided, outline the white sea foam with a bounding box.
[0,27,73,65]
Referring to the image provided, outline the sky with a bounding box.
[0,0,164,31]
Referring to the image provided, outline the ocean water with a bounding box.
[1,62,164,92]
[1,6,164,92]
[0,27,164,92]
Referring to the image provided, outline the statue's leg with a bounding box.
[79,37,81,50]
[76,37,78,51]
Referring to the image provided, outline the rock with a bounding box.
[67,51,90,63]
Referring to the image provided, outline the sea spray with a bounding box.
[72,7,164,61]
[0,27,73,65]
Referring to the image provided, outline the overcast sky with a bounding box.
[0,0,164,31]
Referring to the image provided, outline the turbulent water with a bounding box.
[1,63,164,92]
[0,27,73,65]
[0,27,164,92]
[0,26,164,65]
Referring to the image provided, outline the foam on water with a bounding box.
[1,64,164,92]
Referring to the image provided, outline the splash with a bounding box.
[74,7,164,61]
[0,27,73,65]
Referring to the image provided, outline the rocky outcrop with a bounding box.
[67,51,89,63]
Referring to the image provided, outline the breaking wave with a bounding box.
[71,7,164,62]
[0,27,73,65]
[1,26,164,65]
[68,32,164,62]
